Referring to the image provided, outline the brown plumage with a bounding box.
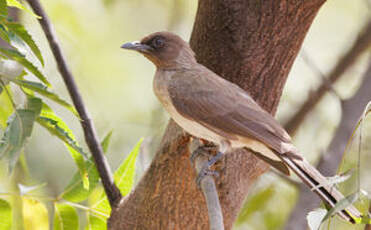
[121,31,361,223]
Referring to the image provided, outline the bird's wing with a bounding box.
[168,67,292,154]
[168,68,362,222]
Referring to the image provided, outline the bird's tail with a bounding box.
[279,151,361,223]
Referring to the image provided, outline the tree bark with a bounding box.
[108,1,326,229]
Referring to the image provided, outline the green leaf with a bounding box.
[36,102,88,189]
[0,24,10,43]
[22,197,49,230]
[6,22,44,65]
[0,84,13,128]
[101,130,112,153]
[321,192,359,225]
[0,0,7,17]
[6,0,40,18]
[0,47,50,86]
[0,109,36,171]
[60,131,113,203]
[114,138,142,195]
[8,110,36,143]
[54,203,78,230]
[92,193,110,216]
[11,79,78,117]
[26,96,42,117]
[37,102,85,157]
[60,158,99,203]
[92,139,142,215]
[0,199,11,230]
[86,215,106,230]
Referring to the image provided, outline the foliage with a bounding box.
[0,199,11,230]
[0,1,142,228]
[54,203,78,230]
[1,0,369,229]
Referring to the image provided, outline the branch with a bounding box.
[195,157,224,230]
[285,60,371,230]
[284,19,371,135]
[300,50,341,99]
[26,0,121,207]
[190,140,224,230]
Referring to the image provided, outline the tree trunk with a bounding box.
[108,0,326,229]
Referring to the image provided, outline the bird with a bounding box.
[121,31,361,223]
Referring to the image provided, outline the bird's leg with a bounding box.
[195,152,223,186]
[190,143,217,165]
[194,140,230,187]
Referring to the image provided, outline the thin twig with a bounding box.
[26,0,121,207]
[284,19,371,135]
[300,50,341,99]
[191,140,224,230]
[195,157,224,230]
[0,192,55,201]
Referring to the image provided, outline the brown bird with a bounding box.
[121,31,361,223]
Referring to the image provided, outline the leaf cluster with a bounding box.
[0,1,143,228]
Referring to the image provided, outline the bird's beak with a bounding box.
[121,41,152,53]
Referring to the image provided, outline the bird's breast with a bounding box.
[153,70,224,143]
[153,70,173,108]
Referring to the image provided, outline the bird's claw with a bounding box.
[194,151,224,188]
[190,145,217,165]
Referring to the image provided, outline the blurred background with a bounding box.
[1,0,370,229]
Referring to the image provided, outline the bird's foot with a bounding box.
[190,144,218,165]
[195,151,224,188]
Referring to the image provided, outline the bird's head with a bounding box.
[121,31,196,69]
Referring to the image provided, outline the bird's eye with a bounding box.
[152,37,165,49]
